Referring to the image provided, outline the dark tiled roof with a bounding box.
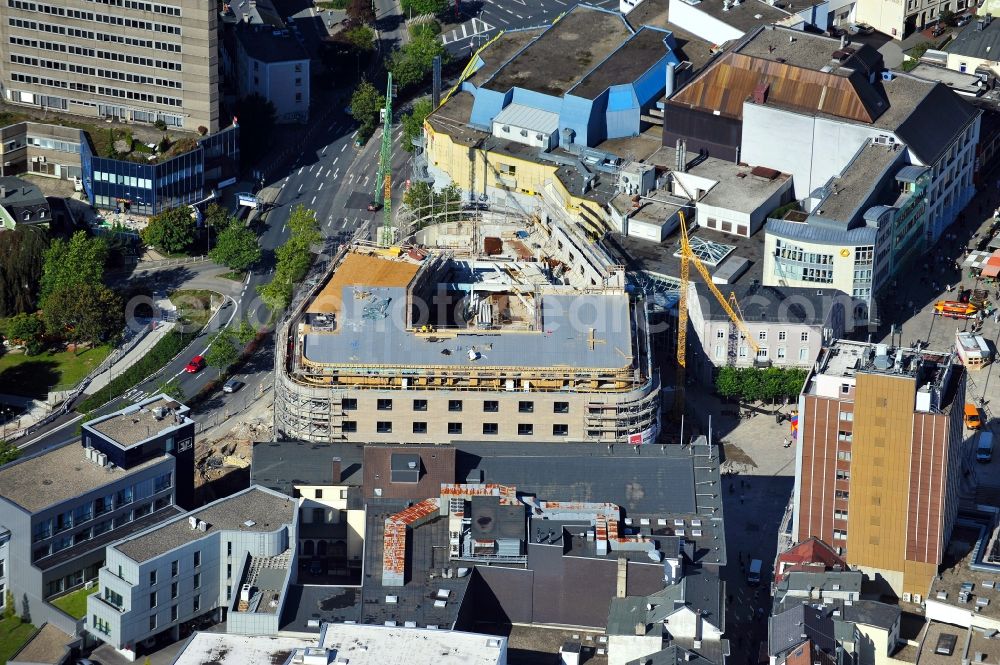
[769,604,836,657]
[892,81,980,166]
[947,17,1000,61]
[251,441,365,496]
[363,445,457,500]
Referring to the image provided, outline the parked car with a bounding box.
[956,15,972,26]
[185,355,205,373]
[849,22,875,34]
[223,378,244,393]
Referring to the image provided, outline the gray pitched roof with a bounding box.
[841,599,900,630]
[715,281,843,326]
[777,570,863,595]
[625,645,718,665]
[892,82,980,166]
[607,567,724,636]
[765,218,878,247]
[251,441,365,496]
[947,17,1000,61]
[769,604,837,657]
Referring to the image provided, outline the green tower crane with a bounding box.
[373,73,394,247]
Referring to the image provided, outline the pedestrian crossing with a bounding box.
[440,17,495,46]
[122,388,151,403]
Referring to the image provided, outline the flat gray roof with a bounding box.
[86,396,192,448]
[9,622,72,665]
[114,486,295,563]
[302,287,634,371]
[570,27,671,99]
[690,0,796,34]
[492,103,559,134]
[0,442,169,513]
[172,633,313,665]
[810,142,903,224]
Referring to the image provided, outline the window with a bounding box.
[777,347,786,359]
[193,573,200,589]
[834,509,848,520]
[499,163,516,175]
[833,529,847,540]
[837,451,852,462]
[840,411,854,422]
[226,564,232,578]
[483,423,498,435]
[171,560,178,577]
[149,570,157,585]
[193,551,200,567]
[799,347,809,361]
[193,594,200,612]
[116,486,133,505]
[739,346,748,358]
[518,401,534,413]
[838,432,853,443]
[448,423,463,434]
[836,470,850,481]
[413,422,427,434]
[841,384,851,395]
[342,421,357,433]
[104,587,123,608]
[171,581,178,599]
[343,398,357,411]
[413,399,427,411]
[553,424,569,436]
[377,399,392,411]
[758,331,767,341]
[171,604,178,621]
[227,542,233,556]
[716,329,726,339]
[93,615,111,635]
[835,490,849,500]
[226,585,232,600]
[376,421,392,433]
[483,401,499,413]
[314,489,323,499]
[554,402,569,414]
[295,92,303,102]
[757,347,768,359]
[448,399,463,412]
[800,332,809,342]
[149,614,157,631]
[149,591,157,608]
[778,331,787,341]
[518,423,534,436]
[295,77,302,87]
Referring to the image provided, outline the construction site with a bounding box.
[274,211,662,444]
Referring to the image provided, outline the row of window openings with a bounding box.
[346,421,567,436]
[102,595,200,634]
[33,473,172,541]
[34,498,171,560]
[716,330,809,342]
[6,21,181,70]
[7,0,182,33]
[148,551,200,585]
[10,52,182,88]
[148,574,198,608]
[363,398,570,413]
[718,346,810,361]
[10,72,182,106]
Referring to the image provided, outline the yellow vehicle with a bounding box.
[965,402,983,429]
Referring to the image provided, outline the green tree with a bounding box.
[157,378,185,401]
[142,207,196,255]
[403,180,432,212]
[714,366,740,399]
[3,589,14,620]
[737,367,763,403]
[256,278,293,313]
[287,204,321,247]
[210,224,261,272]
[347,0,376,23]
[761,366,785,404]
[234,94,277,169]
[205,330,240,371]
[39,231,107,302]
[5,312,45,355]
[782,367,808,400]
[389,33,447,89]
[235,319,257,345]
[401,97,433,153]
[351,79,386,137]
[44,284,124,346]
[204,203,235,232]
[344,25,375,51]
[409,20,442,39]
[0,439,21,466]
[0,224,49,316]
[400,0,448,15]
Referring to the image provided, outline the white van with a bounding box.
[977,431,994,463]
[747,559,763,585]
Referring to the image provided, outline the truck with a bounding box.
[747,558,763,585]
[957,331,993,370]
[977,431,994,464]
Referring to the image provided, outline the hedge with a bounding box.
[77,330,196,412]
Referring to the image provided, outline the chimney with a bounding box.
[0,186,6,198]
[331,457,342,483]
[617,556,628,598]
[839,34,846,49]
[634,622,646,636]
[665,62,676,98]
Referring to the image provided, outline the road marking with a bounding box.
[516,12,523,18]
[461,23,469,37]
[333,157,339,165]
[298,184,303,193]
[244,272,251,285]
[362,175,369,186]
[348,173,355,182]
[298,167,304,175]
[505,8,514,14]
[497,15,509,24]
[315,168,322,178]
[318,182,324,191]
[282,223,287,233]
[280,181,286,189]
[351,130,358,138]
[341,144,347,152]
[554,0,566,4]
[333,168,340,179]
[311,195,317,205]
[308,165,314,172]
[341,218,349,228]
[322,145,328,155]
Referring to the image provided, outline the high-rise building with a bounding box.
[0,0,219,133]
[791,339,967,596]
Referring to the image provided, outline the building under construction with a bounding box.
[275,214,661,444]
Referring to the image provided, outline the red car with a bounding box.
[185,355,205,373]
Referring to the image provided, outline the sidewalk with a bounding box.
[83,299,177,395]
[0,393,52,434]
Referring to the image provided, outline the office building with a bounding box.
[0,0,219,132]
[0,441,179,634]
[792,340,967,596]
[0,121,84,181]
[275,217,661,445]
[85,486,296,659]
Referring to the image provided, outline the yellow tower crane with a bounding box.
[674,211,759,418]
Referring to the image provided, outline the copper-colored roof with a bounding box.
[363,446,456,500]
[671,50,883,123]
[307,252,420,315]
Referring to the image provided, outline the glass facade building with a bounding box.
[81,125,239,216]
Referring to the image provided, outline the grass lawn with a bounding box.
[216,270,247,282]
[0,616,37,664]
[50,586,96,619]
[0,345,111,399]
[169,289,222,329]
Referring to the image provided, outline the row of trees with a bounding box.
[256,205,321,312]
[141,203,261,273]
[714,366,808,404]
